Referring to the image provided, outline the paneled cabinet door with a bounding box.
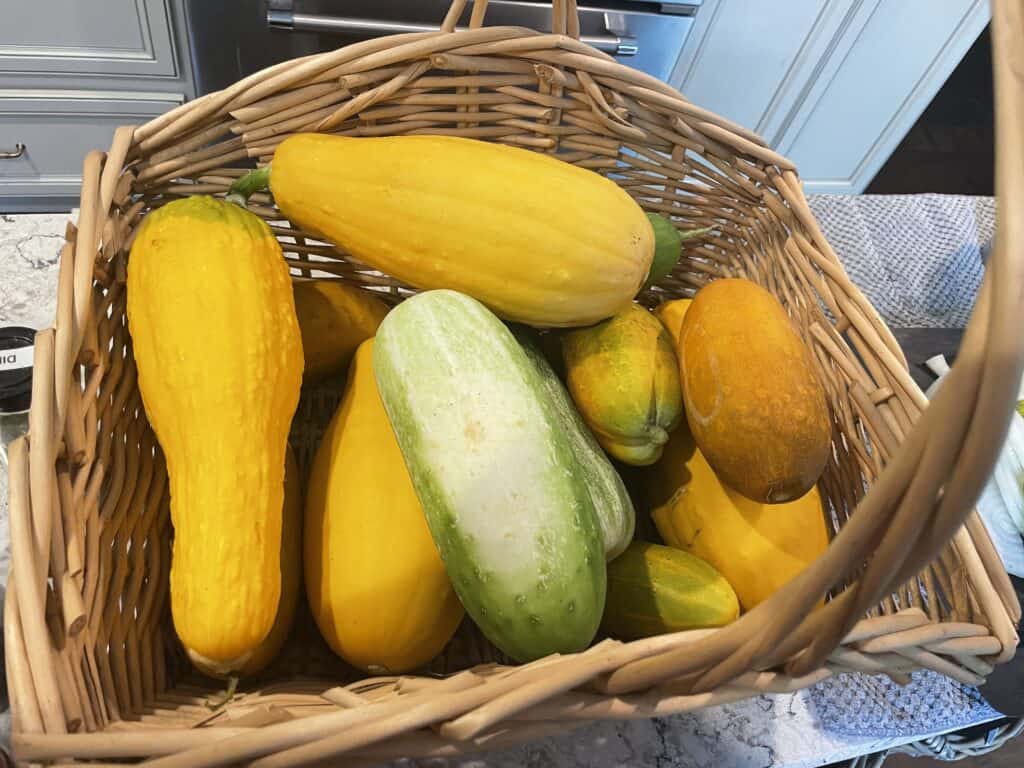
[670,0,990,194]
[0,0,180,78]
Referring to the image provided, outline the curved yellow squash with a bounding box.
[562,303,683,465]
[648,428,829,612]
[270,134,655,327]
[127,196,303,673]
[293,280,389,384]
[305,339,464,673]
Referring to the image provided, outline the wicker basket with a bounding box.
[846,716,1024,767]
[6,0,1024,764]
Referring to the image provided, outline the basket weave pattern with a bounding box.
[6,0,1024,764]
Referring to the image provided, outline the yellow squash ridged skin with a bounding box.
[270,134,655,327]
[648,428,830,612]
[305,339,464,673]
[562,304,683,465]
[679,279,831,502]
[293,280,389,384]
[192,447,301,678]
[602,541,739,640]
[127,196,303,672]
[236,447,302,677]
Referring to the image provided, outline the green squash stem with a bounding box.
[227,165,272,208]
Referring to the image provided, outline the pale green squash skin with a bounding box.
[373,290,606,662]
[516,331,635,561]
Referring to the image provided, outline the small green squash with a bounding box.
[602,541,739,640]
[562,303,683,466]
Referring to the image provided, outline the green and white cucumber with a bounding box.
[517,331,635,560]
[373,290,606,662]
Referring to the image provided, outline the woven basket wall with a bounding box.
[6,1,1024,765]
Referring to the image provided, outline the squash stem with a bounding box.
[227,165,272,207]
[205,676,239,710]
[680,226,712,241]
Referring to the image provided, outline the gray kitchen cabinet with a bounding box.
[670,0,991,194]
[0,89,182,212]
[0,0,181,78]
[0,0,194,211]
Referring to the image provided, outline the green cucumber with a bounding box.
[516,329,635,560]
[373,290,606,662]
[602,542,739,640]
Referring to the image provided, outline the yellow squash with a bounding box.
[653,297,692,347]
[305,339,464,673]
[192,447,302,678]
[127,196,303,674]
[602,541,738,640]
[648,428,830,612]
[562,303,683,465]
[269,134,654,327]
[293,280,389,384]
[237,447,302,677]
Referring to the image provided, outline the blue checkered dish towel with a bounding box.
[804,194,1003,737]
[810,671,1001,738]
[807,194,993,328]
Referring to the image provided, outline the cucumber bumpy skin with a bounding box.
[516,329,636,560]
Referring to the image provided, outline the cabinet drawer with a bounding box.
[0,0,180,78]
[0,90,181,210]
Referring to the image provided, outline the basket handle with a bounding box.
[607,0,1024,695]
[441,0,581,38]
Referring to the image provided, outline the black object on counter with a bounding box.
[0,326,34,414]
[0,325,35,474]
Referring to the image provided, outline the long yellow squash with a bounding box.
[305,339,464,673]
[127,196,303,674]
[268,134,655,327]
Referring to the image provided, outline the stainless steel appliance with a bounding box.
[184,0,700,95]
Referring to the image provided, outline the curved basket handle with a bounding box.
[442,0,581,38]
[604,0,1024,696]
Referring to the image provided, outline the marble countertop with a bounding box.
[0,210,1005,767]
